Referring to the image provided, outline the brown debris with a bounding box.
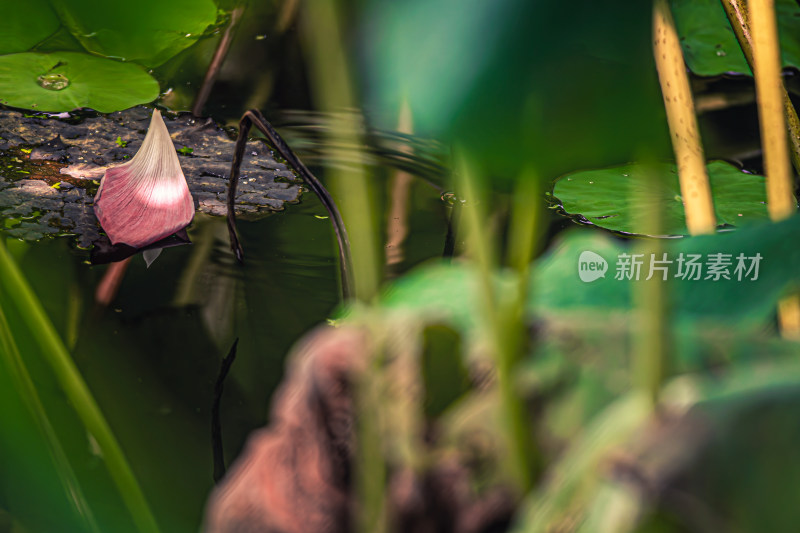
[204,327,365,533]
[204,326,516,533]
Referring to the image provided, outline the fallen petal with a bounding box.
[142,248,163,268]
[94,109,194,248]
[90,228,191,265]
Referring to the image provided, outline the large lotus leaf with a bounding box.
[48,0,218,68]
[0,0,60,54]
[552,161,770,235]
[671,0,800,76]
[364,0,666,180]
[0,52,159,113]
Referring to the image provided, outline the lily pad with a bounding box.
[48,0,219,68]
[0,52,159,113]
[551,161,770,235]
[0,0,60,54]
[671,0,800,76]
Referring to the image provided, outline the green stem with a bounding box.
[456,154,535,492]
[299,0,381,303]
[0,240,161,533]
[299,1,385,530]
[0,305,100,533]
[503,169,544,480]
[632,163,669,406]
[355,338,388,533]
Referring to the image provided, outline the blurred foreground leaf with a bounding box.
[365,0,666,179]
[512,358,800,533]
[377,213,800,341]
[0,239,160,533]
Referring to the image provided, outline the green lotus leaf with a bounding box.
[0,52,160,113]
[552,161,770,235]
[0,0,60,55]
[48,0,218,68]
[671,0,800,76]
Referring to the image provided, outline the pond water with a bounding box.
[3,128,453,531]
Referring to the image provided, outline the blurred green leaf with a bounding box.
[366,0,666,179]
[48,0,218,68]
[531,215,800,328]
[511,393,651,533]
[0,0,60,54]
[0,52,159,112]
[552,161,770,235]
[671,0,800,76]
[376,213,800,336]
[512,359,800,532]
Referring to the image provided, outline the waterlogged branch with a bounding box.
[748,0,800,337]
[653,0,716,235]
[226,109,353,301]
[722,0,800,177]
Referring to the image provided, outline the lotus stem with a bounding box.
[722,0,800,177]
[212,339,238,483]
[653,0,716,235]
[749,0,796,219]
[748,0,800,337]
[633,162,670,406]
[298,2,383,531]
[192,6,244,117]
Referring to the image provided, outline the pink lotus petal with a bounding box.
[94,109,194,249]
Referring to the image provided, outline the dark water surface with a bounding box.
[4,143,449,532]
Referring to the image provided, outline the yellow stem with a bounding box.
[722,0,800,176]
[653,0,716,235]
[749,0,800,337]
